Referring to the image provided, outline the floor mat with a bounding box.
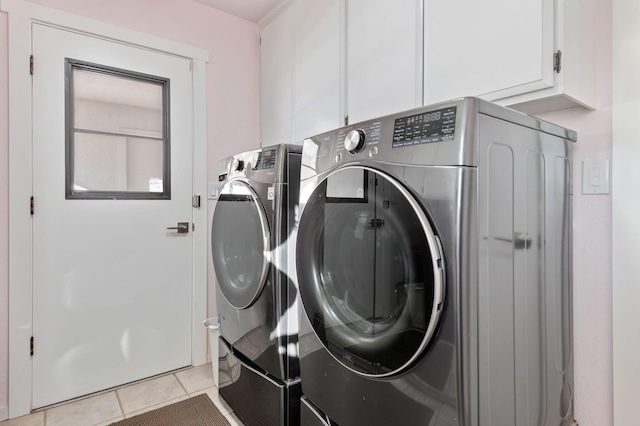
[109,394,231,426]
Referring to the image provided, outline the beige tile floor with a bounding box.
[0,364,244,426]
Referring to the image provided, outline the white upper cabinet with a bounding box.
[293,0,341,143]
[260,4,293,147]
[345,0,423,124]
[424,0,596,113]
[261,0,423,145]
[260,0,596,145]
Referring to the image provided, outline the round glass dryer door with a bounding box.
[297,167,445,377]
[212,180,270,309]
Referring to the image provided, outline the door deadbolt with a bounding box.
[167,222,189,233]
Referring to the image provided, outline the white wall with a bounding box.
[0,10,9,422]
[0,0,261,416]
[612,0,640,424]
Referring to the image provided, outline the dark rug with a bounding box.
[109,394,231,426]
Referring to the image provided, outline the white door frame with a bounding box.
[1,0,209,418]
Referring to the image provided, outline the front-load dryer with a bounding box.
[295,98,576,426]
[212,144,301,426]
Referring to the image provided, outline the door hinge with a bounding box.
[344,115,349,126]
[30,196,34,215]
[30,55,34,75]
[30,336,34,356]
[553,50,562,73]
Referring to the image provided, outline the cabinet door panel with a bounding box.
[347,0,423,124]
[424,0,554,105]
[261,5,293,146]
[294,0,341,143]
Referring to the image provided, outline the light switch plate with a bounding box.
[582,159,610,194]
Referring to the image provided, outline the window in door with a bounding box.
[65,59,171,199]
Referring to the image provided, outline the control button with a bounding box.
[344,129,366,154]
[368,146,378,157]
[335,152,342,162]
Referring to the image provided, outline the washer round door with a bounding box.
[297,166,445,377]
[212,179,270,309]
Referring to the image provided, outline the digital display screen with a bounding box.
[392,107,457,148]
[254,148,277,170]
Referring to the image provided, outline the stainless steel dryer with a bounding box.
[295,98,575,426]
[212,144,301,426]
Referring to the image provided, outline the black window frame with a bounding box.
[65,58,171,200]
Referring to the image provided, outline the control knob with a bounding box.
[344,129,366,154]
[232,158,245,172]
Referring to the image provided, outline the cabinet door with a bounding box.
[261,5,294,146]
[424,0,554,105]
[346,0,423,124]
[294,0,341,143]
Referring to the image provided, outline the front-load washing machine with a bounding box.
[295,98,575,426]
[212,144,301,426]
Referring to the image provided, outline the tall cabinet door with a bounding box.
[346,0,423,124]
[261,5,293,146]
[293,0,341,143]
[424,0,554,105]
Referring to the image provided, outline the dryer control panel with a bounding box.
[392,106,457,148]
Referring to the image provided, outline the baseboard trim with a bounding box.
[0,405,8,421]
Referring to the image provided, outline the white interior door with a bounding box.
[32,23,194,408]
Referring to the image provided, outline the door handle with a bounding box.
[167,222,189,233]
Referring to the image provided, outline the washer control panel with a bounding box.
[254,148,277,170]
